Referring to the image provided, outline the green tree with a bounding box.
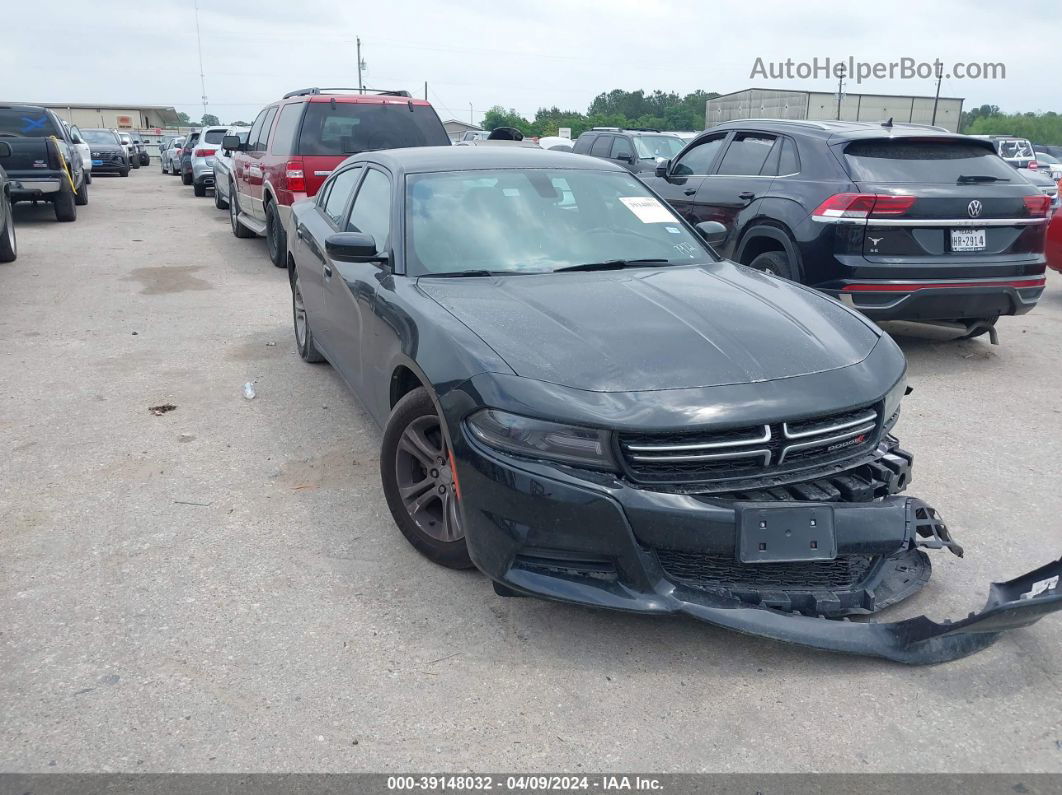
[176,111,191,125]
[966,111,1062,145]
[481,105,533,135]
[200,113,220,126]
[229,120,250,127]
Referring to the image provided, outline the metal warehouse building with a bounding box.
[12,103,182,131]
[706,88,964,132]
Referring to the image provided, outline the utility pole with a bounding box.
[193,0,208,122]
[931,59,943,125]
[835,65,846,120]
[356,37,365,93]
[469,102,473,125]
[424,82,428,101]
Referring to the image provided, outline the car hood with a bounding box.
[419,262,880,392]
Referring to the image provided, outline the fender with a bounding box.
[734,222,803,272]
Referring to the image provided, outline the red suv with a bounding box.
[226,87,450,266]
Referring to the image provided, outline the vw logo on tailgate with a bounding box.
[968,200,983,218]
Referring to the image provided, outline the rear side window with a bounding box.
[590,136,613,157]
[844,140,1017,183]
[572,134,596,154]
[0,108,61,138]
[297,102,449,156]
[322,167,363,226]
[202,129,226,145]
[778,137,800,175]
[716,134,777,175]
[271,104,303,155]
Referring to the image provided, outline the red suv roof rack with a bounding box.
[281,87,413,99]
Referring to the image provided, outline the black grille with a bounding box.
[619,404,881,485]
[655,549,875,592]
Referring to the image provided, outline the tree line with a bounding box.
[962,105,1062,144]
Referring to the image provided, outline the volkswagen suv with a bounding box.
[643,120,1050,340]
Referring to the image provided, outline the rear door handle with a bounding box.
[739,191,756,201]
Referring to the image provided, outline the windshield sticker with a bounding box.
[619,196,673,223]
[665,226,682,234]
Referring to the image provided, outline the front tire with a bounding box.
[0,198,17,262]
[266,202,286,268]
[381,388,473,570]
[229,182,255,238]
[119,167,130,177]
[130,157,140,170]
[748,250,798,280]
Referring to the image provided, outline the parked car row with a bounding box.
[167,86,1062,662]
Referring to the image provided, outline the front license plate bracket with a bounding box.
[737,503,837,563]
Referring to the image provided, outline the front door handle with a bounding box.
[739,191,756,201]
[684,188,697,196]
[323,262,332,278]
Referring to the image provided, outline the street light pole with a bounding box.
[356,37,364,93]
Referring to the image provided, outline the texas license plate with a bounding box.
[92,159,103,166]
[951,228,986,252]
[736,503,837,563]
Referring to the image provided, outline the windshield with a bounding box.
[0,108,60,138]
[406,168,711,276]
[843,140,1016,183]
[998,139,1034,160]
[633,135,686,160]
[298,102,450,155]
[82,129,119,145]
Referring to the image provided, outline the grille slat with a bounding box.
[656,550,875,592]
[619,405,881,485]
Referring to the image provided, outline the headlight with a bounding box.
[466,409,616,470]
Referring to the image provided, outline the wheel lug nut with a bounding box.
[430,469,439,478]
[438,485,446,494]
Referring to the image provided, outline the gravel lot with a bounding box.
[1,169,1061,773]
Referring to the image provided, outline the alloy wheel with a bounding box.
[394,415,463,543]
[293,274,307,349]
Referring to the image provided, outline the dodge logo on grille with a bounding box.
[826,434,866,453]
[968,200,983,218]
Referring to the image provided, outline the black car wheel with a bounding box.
[229,182,255,238]
[53,182,77,222]
[291,268,325,363]
[0,198,16,263]
[266,202,286,268]
[120,167,129,177]
[130,157,140,170]
[74,177,89,206]
[193,181,206,198]
[381,388,473,570]
[214,184,228,210]
[749,250,798,280]
[181,169,192,185]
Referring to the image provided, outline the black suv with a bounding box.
[642,120,1050,336]
[572,127,686,174]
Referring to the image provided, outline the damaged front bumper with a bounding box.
[457,436,1062,664]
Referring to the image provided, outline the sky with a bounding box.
[4,0,1060,126]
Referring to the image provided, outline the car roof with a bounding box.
[700,119,988,146]
[345,146,627,176]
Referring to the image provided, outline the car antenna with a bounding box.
[882,117,894,128]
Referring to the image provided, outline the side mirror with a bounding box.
[222,135,243,151]
[0,141,11,158]
[325,232,386,263]
[695,221,727,247]
[615,152,633,163]
[655,159,671,178]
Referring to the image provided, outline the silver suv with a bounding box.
[190,126,230,197]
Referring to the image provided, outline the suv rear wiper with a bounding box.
[957,174,1010,183]
[554,258,671,273]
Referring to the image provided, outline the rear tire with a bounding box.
[748,250,798,280]
[193,181,206,198]
[53,183,77,222]
[74,177,89,206]
[130,157,140,170]
[119,167,130,177]
[161,159,168,174]
[381,388,474,570]
[0,198,17,263]
[266,202,286,268]
[181,170,192,185]
[291,267,325,363]
[229,183,255,238]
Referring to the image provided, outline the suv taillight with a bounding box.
[195,148,217,158]
[1028,160,1039,169]
[812,193,916,220]
[285,159,306,192]
[1024,194,1051,216]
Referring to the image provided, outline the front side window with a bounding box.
[672,135,726,176]
[321,167,363,226]
[610,136,633,160]
[347,169,392,248]
[246,110,268,149]
[254,107,278,152]
[406,168,713,276]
